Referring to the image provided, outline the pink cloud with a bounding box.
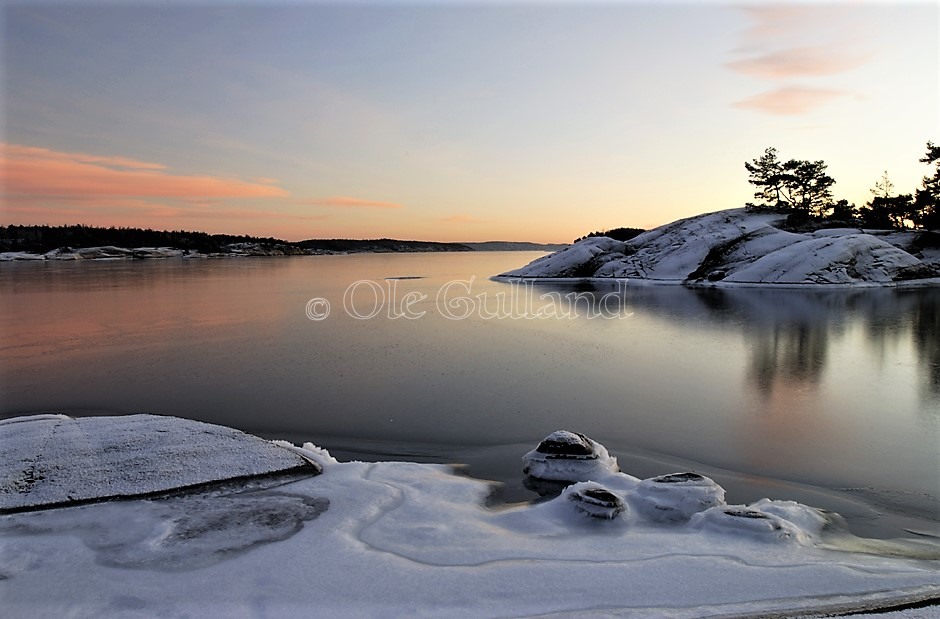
[735,5,826,49]
[727,45,870,79]
[5,199,330,223]
[728,5,873,116]
[0,143,289,199]
[301,196,403,209]
[5,144,168,171]
[732,87,850,116]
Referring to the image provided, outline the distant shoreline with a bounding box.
[0,242,565,262]
[0,224,567,260]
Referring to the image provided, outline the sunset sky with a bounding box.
[2,1,937,243]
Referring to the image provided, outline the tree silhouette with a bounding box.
[745,148,835,216]
[744,147,790,210]
[783,159,835,217]
[859,170,915,229]
[871,170,894,199]
[915,141,940,230]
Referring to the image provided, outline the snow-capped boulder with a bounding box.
[690,504,812,544]
[522,430,619,482]
[563,482,627,520]
[690,506,805,543]
[630,472,726,523]
[501,209,940,286]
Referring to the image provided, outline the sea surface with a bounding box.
[1,252,938,539]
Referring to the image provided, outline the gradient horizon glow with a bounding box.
[2,1,937,243]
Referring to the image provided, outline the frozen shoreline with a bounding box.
[1,414,938,617]
[279,431,938,543]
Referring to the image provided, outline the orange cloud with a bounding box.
[300,196,403,209]
[0,143,288,199]
[4,199,330,223]
[727,46,870,79]
[732,87,849,116]
[4,144,169,171]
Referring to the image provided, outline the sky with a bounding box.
[1,1,937,243]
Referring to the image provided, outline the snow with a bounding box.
[0,246,187,261]
[501,209,940,287]
[0,414,319,513]
[1,415,938,617]
[521,429,620,481]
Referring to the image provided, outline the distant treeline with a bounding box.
[297,239,471,253]
[0,224,475,254]
[573,227,646,243]
[0,224,294,254]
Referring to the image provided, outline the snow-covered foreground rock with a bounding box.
[501,209,940,287]
[1,417,938,617]
[0,415,319,512]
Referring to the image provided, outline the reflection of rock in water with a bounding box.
[911,293,940,400]
[514,282,940,402]
[748,325,829,397]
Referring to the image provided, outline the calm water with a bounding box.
[1,253,938,538]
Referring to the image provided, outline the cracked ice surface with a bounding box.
[1,417,939,617]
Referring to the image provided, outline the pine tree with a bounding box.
[915,141,940,230]
[784,159,835,217]
[744,147,790,210]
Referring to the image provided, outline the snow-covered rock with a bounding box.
[0,414,320,513]
[522,430,620,482]
[501,209,940,286]
[564,482,628,520]
[630,472,726,523]
[690,505,809,543]
[0,251,45,261]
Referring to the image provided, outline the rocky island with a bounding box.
[501,208,940,287]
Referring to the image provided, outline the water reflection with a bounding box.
[523,282,940,402]
[748,327,827,395]
[911,297,940,401]
[3,255,937,536]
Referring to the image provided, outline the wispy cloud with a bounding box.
[7,144,169,171]
[727,45,870,80]
[732,87,849,116]
[301,196,403,209]
[3,199,331,227]
[1,143,289,199]
[728,5,873,116]
[734,5,834,52]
